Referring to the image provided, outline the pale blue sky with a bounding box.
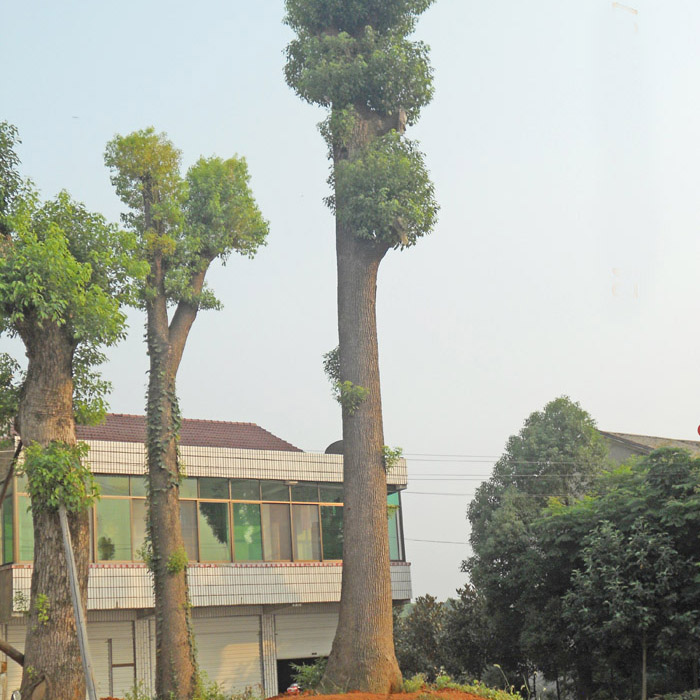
[3,0,700,599]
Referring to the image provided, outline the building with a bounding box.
[0,414,411,699]
[600,430,700,463]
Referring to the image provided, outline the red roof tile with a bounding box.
[76,413,302,452]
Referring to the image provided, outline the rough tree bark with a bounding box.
[322,110,403,694]
[16,321,89,700]
[144,200,208,699]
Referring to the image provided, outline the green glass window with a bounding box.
[130,476,147,497]
[233,503,263,561]
[18,495,33,561]
[2,493,14,564]
[261,481,289,502]
[262,504,291,560]
[95,475,130,496]
[180,501,198,561]
[198,502,230,561]
[199,477,229,500]
[319,484,343,504]
[291,483,318,502]
[179,478,198,499]
[321,506,343,560]
[388,492,401,561]
[292,505,320,560]
[231,479,260,501]
[96,499,132,561]
[131,499,148,561]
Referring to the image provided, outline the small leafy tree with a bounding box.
[284,2,438,691]
[105,128,268,700]
[0,122,141,700]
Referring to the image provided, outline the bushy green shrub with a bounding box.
[290,657,327,691]
[402,673,427,692]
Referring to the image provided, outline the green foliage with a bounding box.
[382,445,403,472]
[13,589,29,613]
[402,673,427,692]
[285,0,434,37]
[105,129,269,310]
[290,656,327,690]
[0,353,21,433]
[22,441,98,514]
[0,121,24,235]
[394,589,491,683]
[331,131,437,248]
[166,546,188,574]
[285,28,433,124]
[35,593,50,625]
[322,345,340,384]
[464,397,611,686]
[398,672,520,700]
[284,0,437,248]
[336,380,369,414]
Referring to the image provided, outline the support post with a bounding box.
[58,505,97,700]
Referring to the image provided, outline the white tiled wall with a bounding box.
[6,562,411,613]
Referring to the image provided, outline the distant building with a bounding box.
[0,414,410,699]
[600,430,700,463]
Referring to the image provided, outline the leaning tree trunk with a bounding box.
[17,322,89,700]
[322,110,403,692]
[146,294,198,700]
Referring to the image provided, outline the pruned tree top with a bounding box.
[105,128,269,311]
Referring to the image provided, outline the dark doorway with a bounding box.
[277,657,325,694]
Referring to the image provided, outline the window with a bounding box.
[131,499,148,560]
[17,495,34,561]
[198,502,230,561]
[2,488,13,564]
[262,504,292,561]
[388,491,402,561]
[180,501,198,560]
[4,474,403,565]
[292,504,320,560]
[96,499,131,561]
[321,506,343,560]
[233,503,262,560]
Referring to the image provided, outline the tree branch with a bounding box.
[0,439,22,510]
[0,636,25,667]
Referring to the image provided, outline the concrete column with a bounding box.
[260,613,278,698]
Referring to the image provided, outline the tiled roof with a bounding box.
[601,431,700,456]
[76,413,302,452]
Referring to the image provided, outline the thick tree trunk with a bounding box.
[146,299,198,700]
[321,122,402,689]
[17,322,89,700]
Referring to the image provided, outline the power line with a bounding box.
[405,537,467,545]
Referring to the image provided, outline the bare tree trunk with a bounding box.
[146,297,198,700]
[321,125,402,689]
[17,322,88,700]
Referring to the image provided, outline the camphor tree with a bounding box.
[0,122,141,700]
[105,129,268,700]
[284,1,438,692]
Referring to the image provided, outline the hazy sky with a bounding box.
[3,0,700,599]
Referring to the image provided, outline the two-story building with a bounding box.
[0,414,411,699]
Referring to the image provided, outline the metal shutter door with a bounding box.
[274,612,338,660]
[193,616,262,694]
[88,621,135,699]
